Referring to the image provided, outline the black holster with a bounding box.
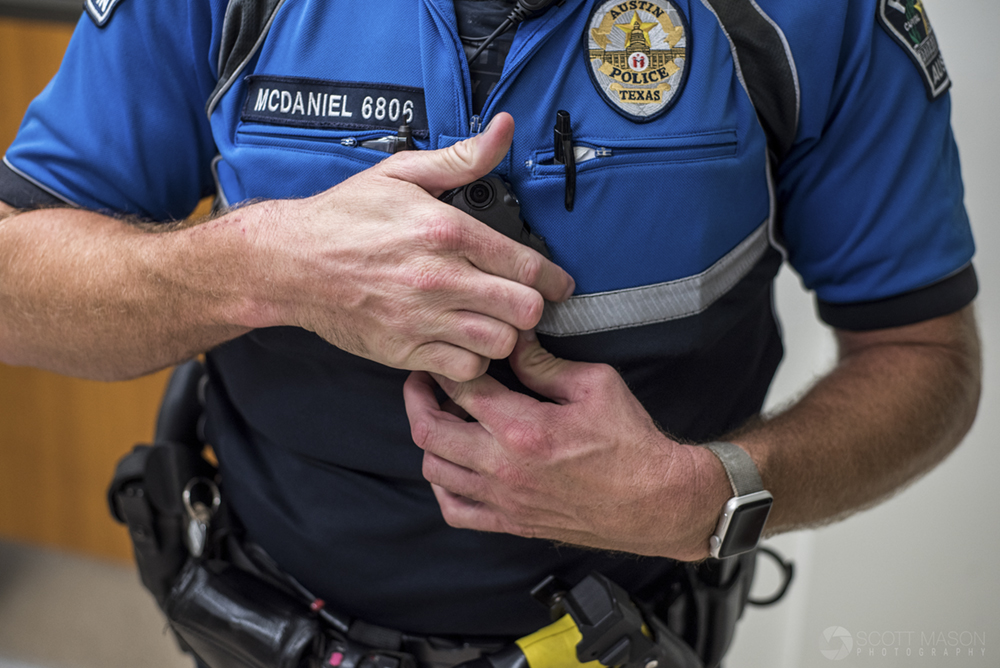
[108,360,327,668]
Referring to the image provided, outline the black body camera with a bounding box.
[441,176,552,259]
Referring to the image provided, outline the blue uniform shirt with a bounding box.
[2,0,976,636]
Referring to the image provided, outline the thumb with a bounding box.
[509,330,591,405]
[379,113,515,196]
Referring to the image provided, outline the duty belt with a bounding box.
[108,360,792,668]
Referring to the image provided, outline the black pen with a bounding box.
[553,110,576,212]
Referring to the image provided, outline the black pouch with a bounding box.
[166,558,323,668]
[108,359,212,606]
[687,552,757,668]
[108,441,214,607]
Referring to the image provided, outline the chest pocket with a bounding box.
[528,130,738,177]
[510,125,762,297]
[209,0,429,201]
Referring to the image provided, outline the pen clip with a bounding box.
[554,110,576,212]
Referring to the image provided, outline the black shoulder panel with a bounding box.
[818,264,978,331]
[0,159,68,209]
[206,0,287,116]
[702,0,799,161]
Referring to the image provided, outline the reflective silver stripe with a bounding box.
[537,221,772,336]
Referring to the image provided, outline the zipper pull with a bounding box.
[469,115,484,135]
[360,125,417,154]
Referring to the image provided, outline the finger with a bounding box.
[462,234,576,305]
[418,202,575,309]
[425,309,519,361]
[404,372,494,472]
[429,199,575,303]
[431,207,574,304]
[422,452,489,500]
[430,371,542,437]
[408,341,490,382]
[378,113,515,196]
[403,371,469,436]
[431,484,521,536]
[508,329,599,404]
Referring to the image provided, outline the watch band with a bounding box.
[705,441,764,496]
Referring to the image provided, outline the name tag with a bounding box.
[242,76,428,137]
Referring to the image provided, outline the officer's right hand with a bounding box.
[247,112,574,381]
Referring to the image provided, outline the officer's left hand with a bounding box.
[403,331,727,561]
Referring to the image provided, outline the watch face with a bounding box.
[719,497,772,558]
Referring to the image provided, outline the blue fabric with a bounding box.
[764,0,974,303]
[1,0,977,637]
[6,0,222,220]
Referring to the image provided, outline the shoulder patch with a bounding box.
[85,0,127,26]
[876,0,950,100]
[585,0,690,122]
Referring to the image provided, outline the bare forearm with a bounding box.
[0,118,576,382]
[727,306,982,534]
[0,202,260,380]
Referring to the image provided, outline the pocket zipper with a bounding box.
[529,140,735,167]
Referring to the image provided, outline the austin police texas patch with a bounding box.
[84,0,126,26]
[585,0,689,122]
[877,0,950,100]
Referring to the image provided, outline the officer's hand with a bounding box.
[402,331,728,560]
[253,112,574,381]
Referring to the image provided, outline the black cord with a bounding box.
[468,18,514,64]
[747,545,795,606]
[467,0,542,64]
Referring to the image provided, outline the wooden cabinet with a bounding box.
[1,17,171,561]
[0,17,72,150]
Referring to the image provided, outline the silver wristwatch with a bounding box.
[704,441,773,559]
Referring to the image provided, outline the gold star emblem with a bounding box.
[614,12,658,48]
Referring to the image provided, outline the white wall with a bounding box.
[727,1,1000,666]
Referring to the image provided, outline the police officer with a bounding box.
[0,0,981,662]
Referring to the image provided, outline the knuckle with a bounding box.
[380,148,418,172]
[420,453,439,480]
[466,321,517,359]
[417,215,466,252]
[507,419,548,455]
[411,418,432,450]
[494,462,534,496]
[384,337,418,370]
[514,251,543,288]
[452,356,489,382]
[439,140,476,173]
[432,348,487,382]
[408,261,462,296]
[410,263,446,293]
[580,362,619,390]
[518,290,546,328]
[492,325,519,358]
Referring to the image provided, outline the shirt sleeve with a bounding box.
[774,0,976,330]
[1,0,222,221]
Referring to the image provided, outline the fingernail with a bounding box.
[562,278,576,302]
[520,329,537,343]
[481,116,496,134]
